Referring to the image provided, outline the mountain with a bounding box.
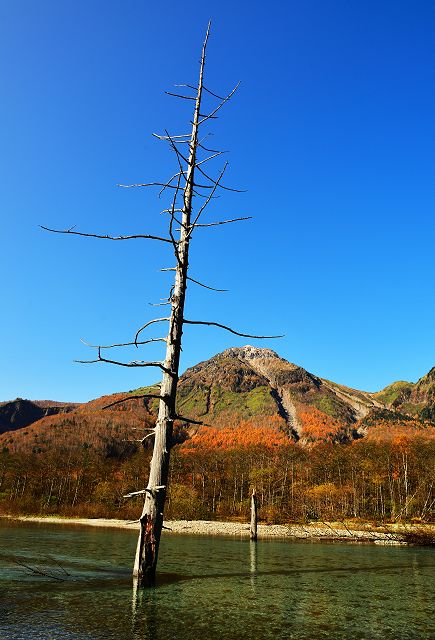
[0,398,79,435]
[174,346,382,443]
[0,347,434,452]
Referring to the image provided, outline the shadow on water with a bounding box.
[3,550,435,590]
[153,561,435,587]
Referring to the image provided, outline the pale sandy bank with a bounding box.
[1,515,416,542]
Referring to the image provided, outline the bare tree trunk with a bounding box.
[132,26,209,588]
[250,489,258,541]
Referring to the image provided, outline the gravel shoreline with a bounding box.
[1,515,419,543]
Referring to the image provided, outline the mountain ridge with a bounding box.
[1,346,434,451]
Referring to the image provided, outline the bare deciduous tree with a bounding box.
[43,22,280,587]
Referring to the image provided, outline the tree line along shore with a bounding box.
[1,436,433,531]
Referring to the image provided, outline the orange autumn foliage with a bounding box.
[364,419,435,442]
[296,404,344,442]
[180,416,291,452]
[0,407,155,455]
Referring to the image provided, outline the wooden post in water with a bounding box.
[250,489,258,541]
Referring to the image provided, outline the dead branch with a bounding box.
[183,319,284,339]
[198,142,225,153]
[75,351,170,372]
[158,140,239,194]
[168,173,183,259]
[124,489,148,498]
[42,555,71,576]
[197,81,241,125]
[13,558,68,581]
[196,152,225,165]
[174,83,225,101]
[152,132,191,141]
[187,276,227,292]
[125,485,166,499]
[80,337,166,350]
[164,130,187,173]
[197,133,224,151]
[118,180,214,191]
[102,394,167,410]
[117,181,183,190]
[202,85,225,100]
[40,225,172,243]
[140,432,157,444]
[159,207,183,215]
[175,415,206,426]
[190,216,252,229]
[158,170,184,198]
[194,161,246,193]
[192,187,220,198]
[134,318,170,346]
[189,163,228,232]
[165,91,196,100]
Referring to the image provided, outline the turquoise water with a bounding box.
[0,521,433,639]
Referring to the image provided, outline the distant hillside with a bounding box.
[0,347,433,453]
[0,393,186,455]
[373,381,414,407]
[389,367,435,421]
[0,399,79,436]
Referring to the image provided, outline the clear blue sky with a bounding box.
[1,0,434,402]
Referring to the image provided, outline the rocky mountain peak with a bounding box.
[221,345,282,361]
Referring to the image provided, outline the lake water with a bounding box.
[0,521,433,640]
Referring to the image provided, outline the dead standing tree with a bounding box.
[43,23,281,587]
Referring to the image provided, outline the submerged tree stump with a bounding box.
[250,489,258,541]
